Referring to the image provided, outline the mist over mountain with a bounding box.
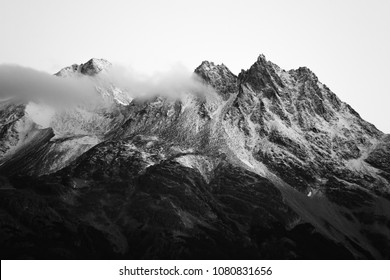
[0,64,98,104]
[0,55,389,259]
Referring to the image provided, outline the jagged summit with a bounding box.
[55,58,111,77]
[194,60,237,99]
[238,53,285,96]
[80,58,111,75]
[194,60,235,79]
[256,53,267,62]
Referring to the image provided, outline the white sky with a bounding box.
[1,0,389,132]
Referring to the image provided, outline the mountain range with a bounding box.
[0,55,389,259]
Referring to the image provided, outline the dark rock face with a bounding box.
[0,101,26,158]
[0,140,361,259]
[366,135,390,173]
[1,55,390,259]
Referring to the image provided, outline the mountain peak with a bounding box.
[195,60,231,73]
[55,58,111,77]
[256,53,267,62]
[194,61,237,99]
[80,58,111,75]
[238,54,285,93]
[197,60,214,69]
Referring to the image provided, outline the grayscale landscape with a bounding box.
[0,56,389,259]
[1,0,389,260]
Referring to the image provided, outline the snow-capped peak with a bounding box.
[80,58,111,76]
[55,58,111,77]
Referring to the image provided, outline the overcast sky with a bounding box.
[1,0,389,132]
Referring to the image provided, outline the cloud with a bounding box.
[103,63,215,100]
[0,64,97,105]
[0,62,214,105]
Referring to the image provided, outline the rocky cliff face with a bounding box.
[0,55,389,259]
[222,55,385,194]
